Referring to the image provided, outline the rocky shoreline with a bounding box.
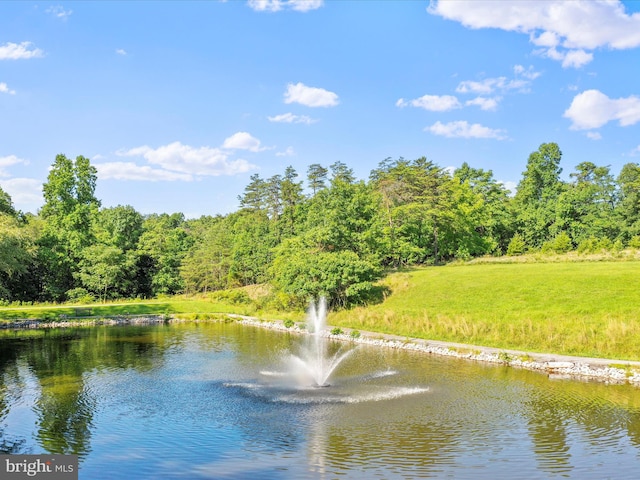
[0,315,169,329]
[231,315,640,386]
[3,313,640,386]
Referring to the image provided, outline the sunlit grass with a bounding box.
[4,260,640,361]
[330,262,640,361]
[0,295,253,322]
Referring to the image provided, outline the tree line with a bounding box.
[2,143,640,307]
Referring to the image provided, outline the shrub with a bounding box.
[553,232,573,253]
[283,319,295,329]
[596,237,613,252]
[264,292,301,310]
[270,239,382,309]
[65,288,95,304]
[210,289,251,305]
[350,330,361,339]
[330,327,343,335]
[506,233,526,256]
[628,236,640,249]
[612,239,624,252]
[542,232,573,254]
[455,246,472,261]
[577,237,598,254]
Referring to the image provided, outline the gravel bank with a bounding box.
[232,315,640,386]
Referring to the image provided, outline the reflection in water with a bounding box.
[526,394,573,476]
[0,323,639,479]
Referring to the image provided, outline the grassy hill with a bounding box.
[3,258,640,361]
[330,260,640,361]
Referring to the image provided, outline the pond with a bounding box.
[1,322,639,479]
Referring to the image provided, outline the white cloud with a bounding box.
[116,49,127,56]
[268,112,317,124]
[586,131,602,140]
[426,120,508,140]
[46,5,73,19]
[465,96,500,111]
[536,46,593,68]
[222,132,268,152]
[117,141,256,177]
[248,0,323,12]
[559,49,593,69]
[95,162,194,182]
[456,76,529,95]
[0,155,28,176]
[0,42,44,60]
[429,0,640,68]
[563,89,640,130]
[284,82,339,107]
[396,94,461,111]
[456,65,539,96]
[513,64,541,80]
[276,146,296,157]
[397,65,537,114]
[0,177,42,211]
[0,82,16,95]
[456,79,497,95]
[630,146,640,157]
[530,31,559,48]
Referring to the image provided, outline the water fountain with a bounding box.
[229,297,429,403]
[285,297,354,387]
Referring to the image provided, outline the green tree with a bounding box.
[304,178,384,262]
[513,143,564,248]
[137,213,192,295]
[41,154,100,251]
[96,205,144,252]
[265,174,283,220]
[307,163,328,195]
[270,237,381,308]
[238,173,267,211]
[616,163,640,240]
[73,205,146,299]
[269,170,385,306]
[330,161,355,184]
[0,214,33,300]
[454,162,514,254]
[180,216,233,293]
[226,210,276,286]
[0,186,18,218]
[38,154,101,300]
[77,244,133,302]
[370,157,452,265]
[279,166,304,238]
[555,162,618,244]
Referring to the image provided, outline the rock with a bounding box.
[546,361,574,370]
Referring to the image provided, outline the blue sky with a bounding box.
[2,0,640,217]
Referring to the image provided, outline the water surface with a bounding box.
[1,323,639,479]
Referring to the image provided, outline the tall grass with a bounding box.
[330,262,640,361]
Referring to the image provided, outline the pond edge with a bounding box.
[3,313,640,386]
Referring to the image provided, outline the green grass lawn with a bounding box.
[4,260,640,361]
[330,261,640,361]
[0,296,253,322]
